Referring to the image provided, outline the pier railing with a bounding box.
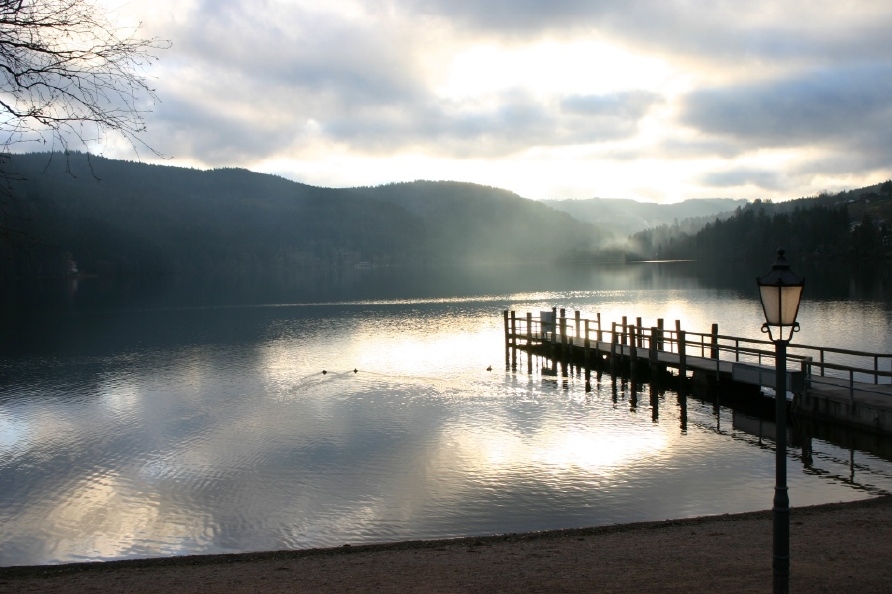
[503,309,892,398]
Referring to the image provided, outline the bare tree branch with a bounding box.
[0,0,167,249]
[0,0,169,157]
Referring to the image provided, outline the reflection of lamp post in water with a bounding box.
[756,248,804,594]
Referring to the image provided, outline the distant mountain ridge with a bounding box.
[542,197,749,238]
[3,152,883,280]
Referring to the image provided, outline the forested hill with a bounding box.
[629,182,892,262]
[0,153,596,279]
[346,181,594,262]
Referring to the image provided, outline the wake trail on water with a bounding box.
[284,366,500,398]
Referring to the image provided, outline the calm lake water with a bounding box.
[2,262,892,566]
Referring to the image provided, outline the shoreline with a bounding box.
[2,495,891,592]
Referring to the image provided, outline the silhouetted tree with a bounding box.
[852,212,879,258]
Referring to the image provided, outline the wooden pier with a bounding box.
[503,308,892,435]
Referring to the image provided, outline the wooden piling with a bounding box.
[678,329,687,379]
[657,318,664,351]
[510,310,517,371]
[651,382,659,422]
[550,307,558,358]
[711,323,719,359]
[594,316,601,368]
[636,317,643,348]
[503,310,509,368]
[678,390,688,432]
[570,310,579,359]
[674,320,682,361]
[526,312,533,374]
[559,310,567,365]
[622,316,628,346]
[610,322,618,372]
[649,326,658,369]
[584,319,591,384]
[630,326,638,374]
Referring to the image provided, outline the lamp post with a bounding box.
[756,248,804,594]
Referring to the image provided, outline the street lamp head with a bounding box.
[757,248,804,343]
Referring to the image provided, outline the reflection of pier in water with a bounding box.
[732,412,892,496]
[503,308,892,435]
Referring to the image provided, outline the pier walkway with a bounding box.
[503,308,892,434]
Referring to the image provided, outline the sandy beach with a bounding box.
[2,496,890,593]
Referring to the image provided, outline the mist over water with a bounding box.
[2,262,891,566]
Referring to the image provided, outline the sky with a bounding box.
[95,0,892,203]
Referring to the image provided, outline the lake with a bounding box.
[2,261,892,566]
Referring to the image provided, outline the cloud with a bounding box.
[680,64,892,156]
[699,169,786,190]
[560,91,661,119]
[402,0,892,66]
[94,0,892,201]
[403,0,620,31]
[314,89,662,158]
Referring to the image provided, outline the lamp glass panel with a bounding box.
[759,285,781,325]
[779,285,803,325]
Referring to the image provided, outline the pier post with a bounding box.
[594,317,601,370]
[570,310,579,360]
[503,310,510,369]
[657,318,664,351]
[610,323,618,373]
[678,330,687,380]
[622,316,628,346]
[510,311,517,371]
[550,307,558,358]
[584,319,592,388]
[649,326,659,369]
[560,309,567,366]
[597,313,603,342]
[678,389,688,432]
[636,317,643,348]
[800,356,811,391]
[630,327,638,375]
[711,323,719,359]
[526,312,533,374]
[650,381,659,422]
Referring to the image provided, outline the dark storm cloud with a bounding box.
[404,0,892,67]
[403,0,619,30]
[680,65,892,159]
